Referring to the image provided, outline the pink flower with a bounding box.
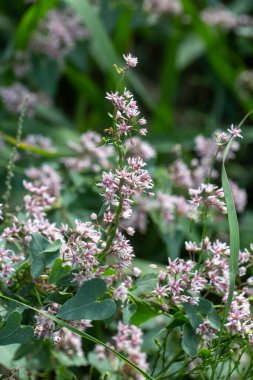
[123,53,138,68]
[227,124,243,139]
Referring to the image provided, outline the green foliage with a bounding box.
[57,278,116,321]
[182,323,199,357]
[48,258,72,284]
[0,311,34,345]
[29,234,61,278]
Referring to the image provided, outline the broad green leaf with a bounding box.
[181,323,199,357]
[57,278,116,321]
[0,312,33,345]
[30,234,60,278]
[184,298,214,329]
[0,293,155,380]
[130,295,160,326]
[48,259,72,284]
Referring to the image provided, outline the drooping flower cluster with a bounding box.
[0,246,24,286]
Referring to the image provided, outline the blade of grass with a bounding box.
[211,135,239,378]
[0,293,155,380]
[64,0,154,110]
[209,110,253,378]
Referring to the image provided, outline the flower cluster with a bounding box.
[30,8,89,61]
[0,83,51,117]
[201,6,253,29]
[95,322,148,380]
[152,258,206,306]
[1,166,63,263]
[98,157,153,218]
[189,183,227,218]
[105,89,147,137]
[61,220,102,286]
[64,131,114,173]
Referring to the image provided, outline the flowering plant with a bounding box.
[0,51,252,380]
[1,1,253,379]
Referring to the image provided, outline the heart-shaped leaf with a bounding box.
[57,278,116,321]
[0,312,34,345]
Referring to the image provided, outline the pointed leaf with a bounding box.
[57,278,116,321]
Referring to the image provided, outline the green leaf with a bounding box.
[181,323,199,357]
[30,234,60,278]
[130,296,160,326]
[0,293,155,380]
[123,303,137,325]
[15,0,59,49]
[221,137,240,317]
[57,278,116,321]
[133,274,157,294]
[183,298,214,329]
[48,259,72,285]
[0,312,34,346]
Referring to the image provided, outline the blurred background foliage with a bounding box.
[1,0,253,263]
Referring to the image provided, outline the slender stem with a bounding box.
[2,97,28,218]
[154,350,183,380]
[151,348,162,376]
[162,329,170,368]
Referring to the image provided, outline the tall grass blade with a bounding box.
[211,137,240,379]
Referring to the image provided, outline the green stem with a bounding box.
[2,97,28,217]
